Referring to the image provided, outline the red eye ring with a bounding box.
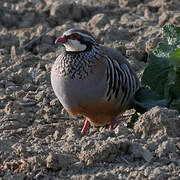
[69,33,80,40]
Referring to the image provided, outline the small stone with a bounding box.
[4,101,21,115]
[10,46,17,61]
[50,1,85,24]
[158,12,169,26]
[170,13,180,25]
[88,14,108,29]
[88,13,109,37]
[46,152,76,170]
[156,139,177,157]
[119,0,141,7]
[35,71,48,84]
[50,98,60,106]
[134,107,180,139]
[142,149,153,162]
[129,143,153,162]
[53,130,60,140]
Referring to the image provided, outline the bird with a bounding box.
[51,28,139,135]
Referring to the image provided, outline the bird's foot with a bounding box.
[109,117,116,130]
[81,118,90,135]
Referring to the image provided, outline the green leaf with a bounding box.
[163,24,180,47]
[141,25,180,113]
[165,48,180,100]
[169,48,180,70]
[164,69,177,99]
[154,25,180,58]
[134,86,167,113]
[170,69,180,98]
[142,53,172,98]
[154,42,174,58]
[138,25,180,113]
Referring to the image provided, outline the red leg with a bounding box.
[109,117,116,130]
[81,118,90,135]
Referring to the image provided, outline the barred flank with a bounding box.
[105,56,137,106]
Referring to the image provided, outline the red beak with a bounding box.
[55,35,67,44]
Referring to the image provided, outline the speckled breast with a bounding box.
[51,50,107,112]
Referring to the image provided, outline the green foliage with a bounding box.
[134,24,180,113]
[134,86,167,113]
[163,24,180,47]
[141,53,171,98]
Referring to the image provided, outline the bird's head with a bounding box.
[55,29,97,52]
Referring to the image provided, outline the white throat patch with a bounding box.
[64,39,87,52]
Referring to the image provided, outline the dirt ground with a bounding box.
[0,0,180,179]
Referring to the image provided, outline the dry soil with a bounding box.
[0,0,180,179]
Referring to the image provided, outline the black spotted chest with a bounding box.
[54,52,96,80]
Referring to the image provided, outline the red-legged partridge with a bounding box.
[51,29,139,135]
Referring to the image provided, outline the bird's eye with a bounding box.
[69,34,80,40]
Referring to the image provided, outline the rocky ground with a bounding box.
[0,0,180,179]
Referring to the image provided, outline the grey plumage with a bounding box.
[51,28,139,133]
